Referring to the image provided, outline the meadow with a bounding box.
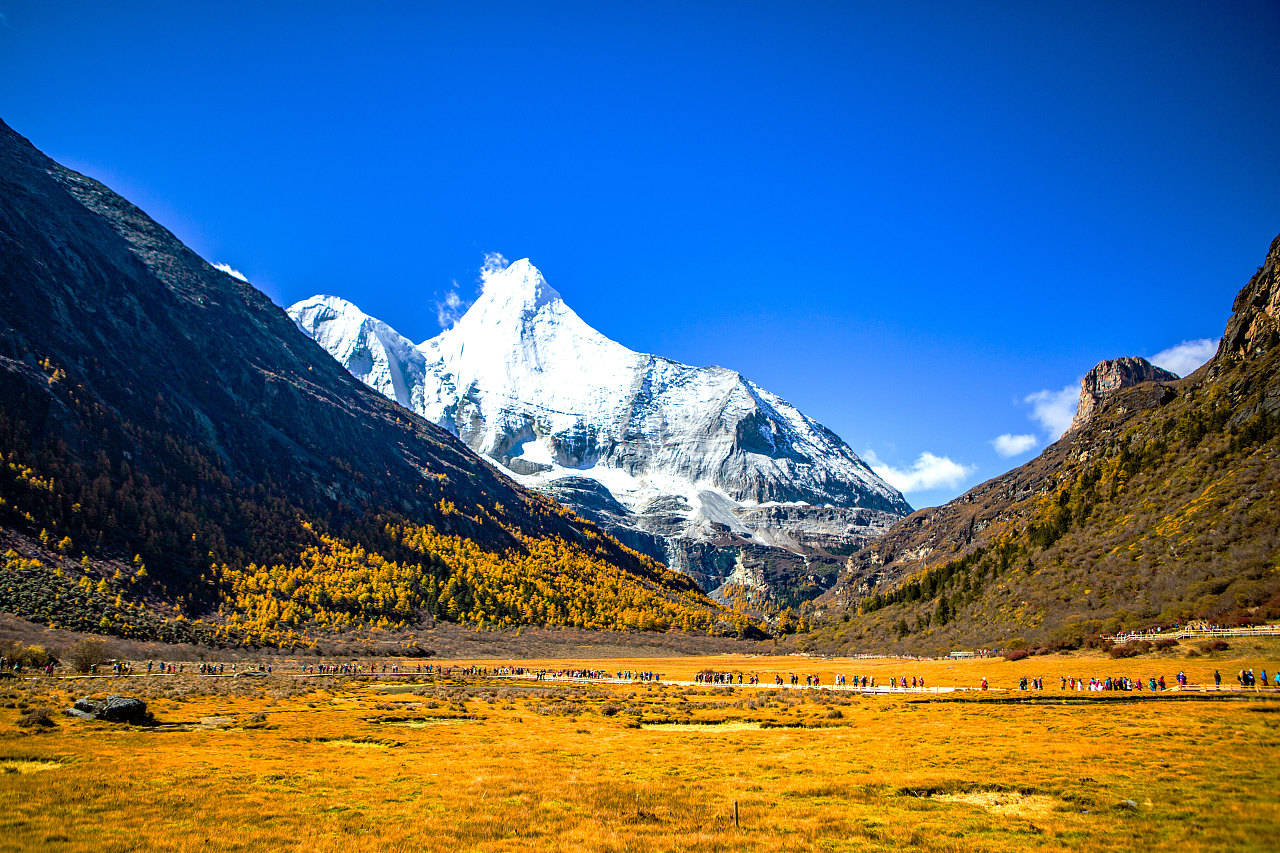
[2,644,1279,852]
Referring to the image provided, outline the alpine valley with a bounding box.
[289,262,911,605]
[1,112,1277,657]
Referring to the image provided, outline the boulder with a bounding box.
[100,695,149,723]
[65,697,102,720]
[65,695,149,724]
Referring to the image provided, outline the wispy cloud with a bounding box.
[479,251,510,285]
[435,284,466,329]
[865,449,974,494]
[991,433,1038,457]
[435,252,510,330]
[1150,338,1218,377]
[213,262,248,282]
[1024,384,1078,440]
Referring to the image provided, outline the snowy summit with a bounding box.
[289,259,910,584]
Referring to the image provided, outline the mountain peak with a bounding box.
[1218,232,1280,364]
[439,256,618,362]
[1070,356,1178,431]
[477,257,562,314]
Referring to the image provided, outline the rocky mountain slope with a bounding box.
[808,233,1280,654]
[0,119,736,647]
[289,260,910,597]
[1071,357,1178,430]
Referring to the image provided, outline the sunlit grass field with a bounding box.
[2,646,1279,851]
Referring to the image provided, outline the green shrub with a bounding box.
[2,642,55,668]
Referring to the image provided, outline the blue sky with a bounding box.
[3,1,1277,508]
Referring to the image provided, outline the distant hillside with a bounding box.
[0,119,741,647]
[806,233,1280,654]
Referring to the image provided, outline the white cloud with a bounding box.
[1150,338,1218,377]
[479,251,510,285]
[864,449,974,494]
[213,262,248,282]
[991,433,1038,457]
[436,251,510,329]
[435,283,467,329]
[1024,384,1078,440]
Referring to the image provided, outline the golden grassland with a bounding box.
[2,647,1280,852]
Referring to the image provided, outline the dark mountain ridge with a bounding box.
[0,119,732,645]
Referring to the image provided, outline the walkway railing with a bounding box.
[1104,625,1280,643]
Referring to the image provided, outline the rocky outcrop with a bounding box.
[1218,233,1280,364]
[1070,357,1178,431]
[535,477,670,563]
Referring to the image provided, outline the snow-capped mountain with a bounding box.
[289,259,911,592]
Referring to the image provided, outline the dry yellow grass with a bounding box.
[1,648,1278,852]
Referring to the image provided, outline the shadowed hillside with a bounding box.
[806,234,1280,654]
[0,119,740,647]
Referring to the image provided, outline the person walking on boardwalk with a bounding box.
[1215,670,1222,688]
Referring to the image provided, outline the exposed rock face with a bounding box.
[1071,357,1178,431]
[1218,234,1280,365]
[290,261,912,597]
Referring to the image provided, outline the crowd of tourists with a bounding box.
[834,674,927,690]
[696,671,753,684]
[533,668,621,681]
[615,670,661,681]
[1236,668,1278,688]
[1056,675,1167,691]
[300,661,439,675]
[690,671,940,690]
[998,669,1280,691]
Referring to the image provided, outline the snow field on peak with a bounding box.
[287,258,911,552]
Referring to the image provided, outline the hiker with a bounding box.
[1215,670,1222,688]
[980,677,988,690]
